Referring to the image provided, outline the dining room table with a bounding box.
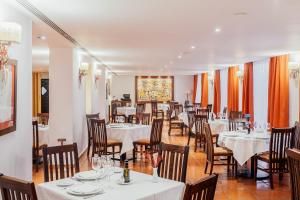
[177,112,229,134]
[217,129,270,177]
[117,106,136,117]
[106,123,151,158]
[36,168,185,200]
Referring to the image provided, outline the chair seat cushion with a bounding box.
[134,139,150,145]
[107,139,122,146]
[214,147,232,156]
[171,120,183,124]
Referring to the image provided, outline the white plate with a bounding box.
[67,185,104,196]
[56,180,74,187]
[74,170,106,181]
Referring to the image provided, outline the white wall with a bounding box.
[0,1,32,181]
[195,74,201,103]
[220,69,228,112]
[289,76,299,126]
[111,75,193,105]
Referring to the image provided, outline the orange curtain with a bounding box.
[201,73,208,107]
[213,70,221,114]
[242,62,254,122]
[192,75,198,103]
[227,66,239,113]
[268,55,289,128]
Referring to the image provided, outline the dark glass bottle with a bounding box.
[123,160,130,183]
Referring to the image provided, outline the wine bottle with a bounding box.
[123,160,130,183]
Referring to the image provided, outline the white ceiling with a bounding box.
[9,0,300,74]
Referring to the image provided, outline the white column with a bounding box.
[220,69,228,111]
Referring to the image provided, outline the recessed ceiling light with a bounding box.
[190,46,196,49]
[234,12,247,16]
[178,55,182,59]
[214,28,221,33]
[37,35,47,40]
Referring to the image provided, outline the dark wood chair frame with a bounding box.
[151,101,164,120]
[194,114,208,152]
[32,120,47,172]
[86,113,100,157]
[254,127,295,189]
[0,175,38,200]
[187,111,196,145]
[183,173,218,200]
[157,142,190,183]
[286,148,300,200]
[42,143,80,182]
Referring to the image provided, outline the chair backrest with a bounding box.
[286,148,300,200]
[111,101,121,115]
[91,119,108,155]
[197,108,209,119]
[269,127,295,164]
[32,121,39,159]
[86,113,100,140]
[42,143,80,182]
[150,118,164,149]
[136,113,151,125]
[174,104,183,117]
[222,107,227,115]
[187,111,196,130]
[136,103,146,114]
[37,113,49,125]
[0,175,38,200]
[195,115,208,138]
[293,121,300,149]
[183,173,219,200]
[207,104,213,112]
[203,123,214,162]
[228,111,242,120]
[228,119,240,131]
[151,101,158,113]
[170,101,178,111]
[158,143,189,182]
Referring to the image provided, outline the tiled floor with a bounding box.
[33,124,291,199]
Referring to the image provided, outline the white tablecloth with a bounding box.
[106,124,151,154]
[36,169,185,200]
[117,107,136,117]
[178,113,228,133]
[217,131,270,165]
[158,104,170,111]
[39,124,49,145]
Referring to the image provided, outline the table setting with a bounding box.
[36,158,185,200]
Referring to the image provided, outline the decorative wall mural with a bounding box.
[135,76,174,102]
[0,60,17,136]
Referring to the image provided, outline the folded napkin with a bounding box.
[69,184,100,194]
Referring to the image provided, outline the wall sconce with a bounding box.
[236,70,244,82]
[289,64,300,80]
[208,71,215,86]
[79,62,89,83]
[0,22,21,83]
[95,68,102,85]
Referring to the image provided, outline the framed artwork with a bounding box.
[0,60,17,136]
[135,76,174,103]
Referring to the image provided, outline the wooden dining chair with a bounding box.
[42,143,80,182]
[32,120,46,172]
[37,113,49,125]
[194,114,208,152]
[157,142,189,183]
[286,148,300,200]
[86,113,100,157]
[203,123,236,175]
[222,107,227,118]
[0,175,38,200]
[151,100,164,120]
[187,111,196,145]
[207,104,213,117]
[168,107,184,136]
[136,113,151,125]
[254,127,295,189]
[133,118,164,161]
[136,102,146,114]
[228,119,241,131]
[293,121,300,149]
[197,108,209,119]
[111,101,121,122]
[91,119,122,158]
[183,173,219,200]
[228,111,243,120]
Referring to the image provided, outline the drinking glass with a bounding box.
[92,155,100,172]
